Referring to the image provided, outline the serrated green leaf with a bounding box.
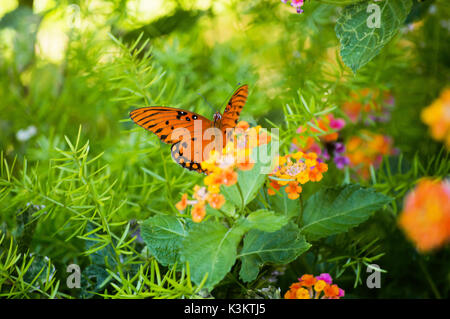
[238,223,311,283]
[301,184,392,240]
[80,264,110,298]
[335,0,413,72]
[180,220,245,290]
[140,215,187,266]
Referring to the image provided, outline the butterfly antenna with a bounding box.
[198,93,219,113]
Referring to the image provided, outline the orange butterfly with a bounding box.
[130,85,248,173]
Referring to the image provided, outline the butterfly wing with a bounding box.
[220,84,248,131]
[130,107,212,173]
[130,107,211,144]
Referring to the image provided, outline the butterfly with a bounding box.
[129,84,248,173]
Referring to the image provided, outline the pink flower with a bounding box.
[289,0,305,13]
[338,288,345,297]
[308,142,323,156]
[296,126,305,134]
[316,273,333,285]
[329,115,346,130]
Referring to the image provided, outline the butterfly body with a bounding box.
[130,85,248,173]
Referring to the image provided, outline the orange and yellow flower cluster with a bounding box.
[398,179,450,252]
[284,273,345,299]
[421,88,450,149]
[202,120,270,190]
[176,121,270,222]
[175,186,225,222]
[345,131,395,179]
[268,151,328,200]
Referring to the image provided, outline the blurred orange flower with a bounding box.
[192,203,206,223]
[207,193,226,210]
[175,193,188,211]
[421,88,450,149]
[323,284,341,298]
[299,274,317,287]
[342,88,393,123]
[285,182,302,200]
[267,180,281,195]
[398,179,450,252]
[345,131,395,179]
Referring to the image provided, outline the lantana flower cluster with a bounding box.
[421,88,450,149]
[281,0,305,14]
[284,273,345,299]
[268,151,328,200]
[175,186,225,223]
[398,179,450,252]
[176,121,270,223]
[292,121,395,180]
[291,114,347,169]
[345,131,395,179]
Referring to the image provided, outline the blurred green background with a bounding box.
[0,0,449,298]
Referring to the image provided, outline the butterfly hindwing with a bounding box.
[220,84,248,131]
[171,141,207,174]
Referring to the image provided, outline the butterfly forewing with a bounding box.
[130,107,211,144]
[129,106,212,173]
[220,84,248,131]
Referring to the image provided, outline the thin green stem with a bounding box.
[236,182,245,214]
[257,188,270,208]
[161,152,178,215]
[418,257,441,299]
[296,194,304,226]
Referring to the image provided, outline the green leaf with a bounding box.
[206,200,237,218]
[220,182,243,209]
[238,223,311,283]
[268,188,301,219]
[181,220,245,290]
[81,265,110,298]
[140,215,187,266]
[22,254,55,289]
[239,143,275,206]
[222,143,275,211]
[0,7,42,71]
[335,0,413,73]
[301,184,392,240]
[238,209,289,233]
